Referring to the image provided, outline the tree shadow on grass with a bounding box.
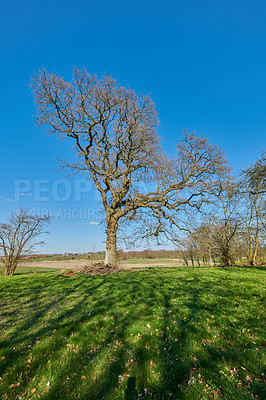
[77,274,204,399]
[0,268,264,399]
[0,276,107,384]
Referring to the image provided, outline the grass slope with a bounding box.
[0,267,265,399]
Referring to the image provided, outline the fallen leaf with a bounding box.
[9,382,20,388]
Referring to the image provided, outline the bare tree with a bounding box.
[31,68,228,265]
[180,236,198,267]
[0,208,50,276]
[208,180,241,266]
[242,151,266,195]
[240,152,266,265]
[191,223,214,266]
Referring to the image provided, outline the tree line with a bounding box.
[180,153,265,267]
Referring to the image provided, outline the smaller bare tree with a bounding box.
[239,152,266,265]
[191,224,214,266]
[209,180,241,266]
[0,208,50,276]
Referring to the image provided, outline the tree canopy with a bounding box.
[31,69,228,265]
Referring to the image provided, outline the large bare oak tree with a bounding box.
[31,69,228,265]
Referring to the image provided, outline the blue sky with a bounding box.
[0,0,265,253]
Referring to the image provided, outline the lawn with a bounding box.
[0,266,265,399]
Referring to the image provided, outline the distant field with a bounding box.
[21,255,183,264]
[0,266,265,399]
[0,258,185,272]
[121,258,182,265]
[22,254,97,262]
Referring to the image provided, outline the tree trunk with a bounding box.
[247,233,253,266]
[104,217,118,266]
[251,247,258,266]
[209,248,213,266]
[251,217,259,266]
[5,263,17,276]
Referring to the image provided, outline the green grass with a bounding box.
[0,266,265,399]
[0,266,61,275]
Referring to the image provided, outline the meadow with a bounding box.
[0,265,265,399]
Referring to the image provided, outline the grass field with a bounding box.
[121,258,181,265]
[0,266,265,399]
[22,254,92,262]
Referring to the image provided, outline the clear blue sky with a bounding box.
[0,0,265,253]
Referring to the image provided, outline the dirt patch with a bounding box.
[18,259,89,269]
[80,262,123,275]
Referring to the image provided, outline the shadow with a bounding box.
[125,377,137,400]
[233,265,266,271]
[0,267,264,399]
[0,275,107,382]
